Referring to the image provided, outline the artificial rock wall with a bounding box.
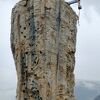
[11,0,77,100]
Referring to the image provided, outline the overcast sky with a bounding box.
[0,0,100,99]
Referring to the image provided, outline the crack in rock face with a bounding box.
[11,0,77,100]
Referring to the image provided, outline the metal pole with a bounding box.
[68,0,78,5]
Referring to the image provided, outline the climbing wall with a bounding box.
[11,0,77,100]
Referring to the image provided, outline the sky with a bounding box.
[0,0,100,99]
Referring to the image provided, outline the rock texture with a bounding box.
[11,0,77,100]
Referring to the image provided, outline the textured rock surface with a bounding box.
[11,0,77,100]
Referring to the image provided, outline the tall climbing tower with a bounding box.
[11,0,77,100]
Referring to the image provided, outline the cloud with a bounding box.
[75,6,100,81]
[0,0,19,1]
[0,1,17,99]
[0,89,16,100]
[82,0,100,14]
